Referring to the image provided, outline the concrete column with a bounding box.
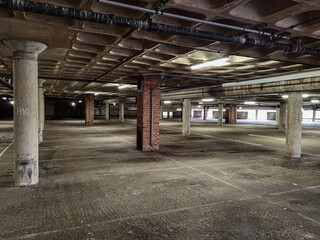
[38,80,45,143]
[279,102,287,132]
[4,39,47,186]
[233,105,237,123]
[85,94,94,126]
[276,107,280,126]
[105,102,109,120]
[226,104,236,124]
[119,100,125,122]
[285,92,303,159]
[218,103,223,126]
[312,108,317,122]
[203,106,208,120]
[255,109,259,120]
[182,99,191,136]
[160,104,163,120]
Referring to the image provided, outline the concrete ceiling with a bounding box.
[1,0,320,101]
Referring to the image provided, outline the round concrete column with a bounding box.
[285,92,302,159]
[279,102,287,132]
[105,102,109,120]
[38,80,45,143]
[119,100,124,122]
[3,39,47,186]
[182,99,191,136]
[218,103,223,126]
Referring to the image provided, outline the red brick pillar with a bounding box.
[137,76,160,151]
[85,94,94,126]
[225,104,236,124]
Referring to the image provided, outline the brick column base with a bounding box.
[85,94,94,126]
[137,76,160,151]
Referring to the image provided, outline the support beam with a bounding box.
[85,94,94,126]
[38,80,45,143]
[218,103,223,126]
[137,76,160,151]
[105,101,109,120]
[285,93,302,159]
[119,100,125,122]
[182,99,191,136]
[279,102,287,132]
[4,39,47,186]
[276,107,280,126]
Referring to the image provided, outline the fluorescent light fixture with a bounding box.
[244,101,257,105]
[176,108,182,111]
[191,57,230,70]
[311,99,320,103]
[202,98,214,102]
[118,84,129,89]
[94,92,99,96]
[2,97,7,100]
[78,100,82,103]
[163,100,171,104]
[199,102,203,104]
[282,95,288,99]
[302,94,310,98]
[71,102,76,107]
[10,100,14,105]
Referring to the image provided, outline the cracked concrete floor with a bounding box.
[0,119,320,239]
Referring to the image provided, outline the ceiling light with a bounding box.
[202,98,214,102]
[10,101,14,105]
[71,102,76,107]
[177,108,182,111]
[311,99,320,104]
[164,100,171,104]
[282,95,288,99]
[118,84,129,89]
[191,57,230,70]
[94,92,100,96]
[302,94,310,98]
[2,97,7,100]
[244,101,257,105]
[78,100,82,103]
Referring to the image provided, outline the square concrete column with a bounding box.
[182,99,191,136]
[85,94,94,126]
[38,80,45,143]
[312,108,316,122]
[285,92,302,159]
[119,100,125,122]
[203,106,208,120]
[160,104,163,120]
[279,102,287,132]
[137,76,160,151]
[4,39,47,186]
[105,102,109,120]
[218,103,223,126]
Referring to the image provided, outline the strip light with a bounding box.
[202,98,214,102]
[118,84,129,89]
[191,57,230,70]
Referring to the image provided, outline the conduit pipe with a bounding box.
[1,0,320,57]
[98,0,289,40]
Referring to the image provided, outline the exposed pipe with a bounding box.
[150,74,164,146]
[1,0,320,57]
[98,0,289,40]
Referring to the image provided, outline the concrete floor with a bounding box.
[0,119,320,239]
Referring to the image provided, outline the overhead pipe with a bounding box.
[98,0,289,40]
[1,0,320,57]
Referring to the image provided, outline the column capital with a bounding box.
[3,39,47,60]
